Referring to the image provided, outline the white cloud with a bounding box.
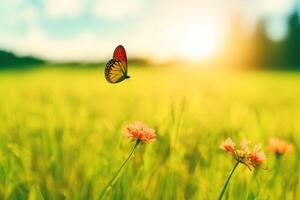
[0,28,115,61]
[92,0,143,20]
[45,0,84,18]
[23,6,37,22]
[21,5,39,28]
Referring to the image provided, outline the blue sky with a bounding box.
[0,0,298,61]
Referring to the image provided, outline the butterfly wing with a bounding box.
[113,45,127,74]
[105,59,127,83]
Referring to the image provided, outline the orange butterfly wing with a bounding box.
[105,59,127,83]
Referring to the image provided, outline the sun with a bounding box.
[180,22,221,60]
[150,18,224,62]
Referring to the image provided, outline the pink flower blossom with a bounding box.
[240,139,249,152]
[268,137,293,156]
[249,144,266,167]
[220,138,235,153]
[125,122,156,143]
[220,138,266,170]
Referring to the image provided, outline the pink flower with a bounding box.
[268,137,293,156]
[220,138,267,170]
[240,139,249,152]
[249,144,266,167]
[125,122,156,143]
[220,138,235,153]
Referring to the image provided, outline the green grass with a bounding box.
[0,65,299,200]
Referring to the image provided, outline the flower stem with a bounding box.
[99,140,140,200]
[218,161,239,200]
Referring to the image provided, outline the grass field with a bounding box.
[0,65,299,200]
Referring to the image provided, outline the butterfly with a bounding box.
[104,45,130,83]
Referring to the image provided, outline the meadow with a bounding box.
[0,65,299,200]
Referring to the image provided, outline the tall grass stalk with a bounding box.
[218,161,239,200]
[99,140,140,200]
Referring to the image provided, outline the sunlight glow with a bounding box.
[181,22,221,60]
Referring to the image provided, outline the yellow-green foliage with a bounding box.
[0,66,299,200]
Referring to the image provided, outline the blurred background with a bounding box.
[0,1,300,200]
[0,0,300,69]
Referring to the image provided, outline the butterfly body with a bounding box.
[104,45,129,84]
